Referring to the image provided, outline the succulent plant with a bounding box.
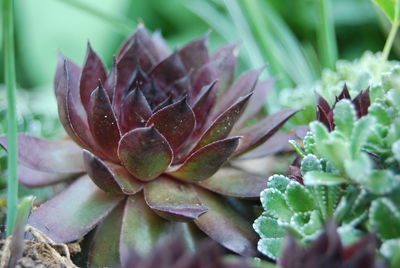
[278,52,396,126]
[121,232,262,268]
[316,85,370,131]
[0,26,297,266]
[278,221,384,268]
[255,65,400,262]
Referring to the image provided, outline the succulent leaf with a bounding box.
[285,182,316,212]
[193,187,258,256]
[169,137,239,182]
[118,127,173,181]
[28,176,124,242]
[89,202,124,268]
[198,167,267,198]
[143,176,208,221]
[260,189,293,222]
[369,198,400,240]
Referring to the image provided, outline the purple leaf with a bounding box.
[88,85,121,161]
[192,93,251,151]
[19,165,76,188]
[352,88,370,118]
[144,176,208,221]
[0,134,84,173]
[212,68,262,119]
[150,30,170,61]
[83,150,143,195]
[317,104,334,131]
[83,151,122,194]
[120,193,168,265]
[236,132,295,160]
[192,60,219,98]
[193,187,258,256]
[146,98,195,152]
[118,127,173,181]
[169,137,240,182]
[150,51,186,89]
[89,201,125,268]
[178,32,209,72]
[338,84,351,100]
[28,176,124,243]
[317,93,331,113]
[80,43,107,111]
[54,58,88,148]
[54,54,81,95]
[136,26,170,62]
[104,58,117,99]
[120,88,152,133]
[235,79,274,129]
[191,82,218,137]
[234,109,298,156]
[210,43,237,94]
[113,37,155,111]
[198,168,267,198]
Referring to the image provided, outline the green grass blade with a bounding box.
[241,0,292,89]
[258,0,317,84]
[317,0,338,69]
[185,0,234,42]
[3,0,18,236]
[222,0,266,70]
[8,196,35,268]
[56,0,135,36]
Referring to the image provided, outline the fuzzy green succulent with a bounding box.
[255,65,400,264]
[279,52,397,126]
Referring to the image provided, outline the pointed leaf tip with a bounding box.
[144,176,208,221]
[169,137,240,182]
[146,98,196,151]
[118,127,173,181]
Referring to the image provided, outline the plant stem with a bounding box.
[317,0,338,70]
[3,0,19,236]
[56,0,135,36]
[382,23,399,63]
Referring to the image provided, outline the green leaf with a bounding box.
[257,237,284,260]
[316,137,351,173]
[303,131,316,155]
[301,154,322,174]
[285,182,316,212]
[253,216,286,238]
[267,175,291,193]
[8,196,35,268]
[368,103,392,126]
[333,100,356,138]
[381,239,400,267]
[310,121,329,144]
[344,153,373,183]
[337,225,364,247]
[392,140,400,162]
[372,0,400,24]
[301,211,323,236]
[260,189,293,222]
[369,198,400,240]
[362,170,400,194]
[304,171,347,186]
[350,116,375,158]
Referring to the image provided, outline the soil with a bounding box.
[0,227,79,268]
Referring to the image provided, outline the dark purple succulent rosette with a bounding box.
[0,26,297,266]
[317,84,370,131]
